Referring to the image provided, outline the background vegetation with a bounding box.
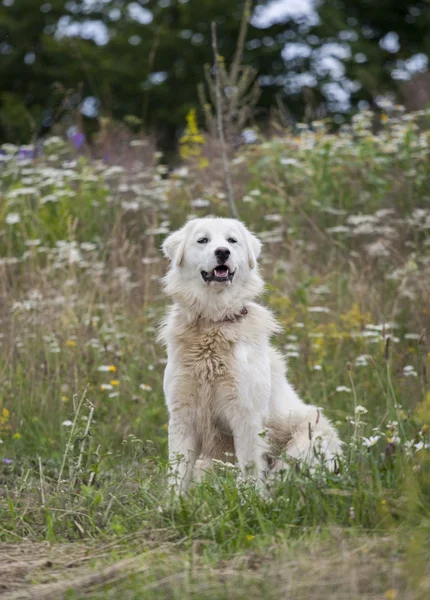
[1,0,430,149]
[0,105,429,597]
[1,0,430,597]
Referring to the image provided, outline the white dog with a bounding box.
[159,217,342,493]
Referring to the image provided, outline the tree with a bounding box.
[0,1,429,146]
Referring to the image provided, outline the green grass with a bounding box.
[0,108,429,598]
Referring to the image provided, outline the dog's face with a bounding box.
[162,218,262,294]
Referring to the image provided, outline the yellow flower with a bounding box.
[66,339,77,347]
[246,535,255,541]
[179,109,206,166]
[384,589,397,600]
[381,114,389,124]
[0,408,10,431]
[340,303,372,331]
[109,365,117,372]
[13,433,21,440]
[110,380,120,386]
[198,157,209,169]
[61,395,68,403]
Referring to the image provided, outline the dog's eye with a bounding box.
[197,237,208,244]
[227,238,237,244]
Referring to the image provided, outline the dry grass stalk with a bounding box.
[211,22,239,220]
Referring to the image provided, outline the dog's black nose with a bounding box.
[215,247,230,264]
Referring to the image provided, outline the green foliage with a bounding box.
[0,145,114,257]
[1,1,429,146]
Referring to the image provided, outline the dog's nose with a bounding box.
[215,247,230,263]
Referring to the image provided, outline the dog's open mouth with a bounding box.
[201,266,235,283]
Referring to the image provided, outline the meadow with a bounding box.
[0,106,429,598]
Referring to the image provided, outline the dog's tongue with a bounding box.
[215,267,228,277]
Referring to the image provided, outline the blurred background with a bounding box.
[0,3,430,595]
[1,0,429,154]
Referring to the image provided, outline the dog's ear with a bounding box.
[162,228,187,266]
[242,225,262,270]
[163,220,198,266]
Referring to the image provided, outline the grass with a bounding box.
[0,106,429,598]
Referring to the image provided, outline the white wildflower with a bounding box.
[336,386,352,393]
[121,200,140,211]
[363,435,380,447]
[280,157,298,166]
[355,354,371,367]
[129,139,148,147]
[7,187,38,198]
[309,306,330,313]
[326,225,350,234]
[80,242,97,251]
[386,421,398,429]
[6,212,20,225]
[312,285,330,295]
[191,198,210,208]
[100,384,114,391]
[41,194,59,204]
[365,240,390,257]
[388,435,401,445]
[139,384,152,391]
[347,214,377,226]
[172,166,189,178]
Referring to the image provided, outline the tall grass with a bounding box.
[0,107,429,597]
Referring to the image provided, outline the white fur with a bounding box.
[159,218,342,493]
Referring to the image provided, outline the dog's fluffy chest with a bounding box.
[160,304,279,386]
[175,321,240,383]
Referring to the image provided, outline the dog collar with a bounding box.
[224,306,248,322]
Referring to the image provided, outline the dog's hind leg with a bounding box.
[284,407,343,470]
[269,404,343,472]
[268,352,343,471]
